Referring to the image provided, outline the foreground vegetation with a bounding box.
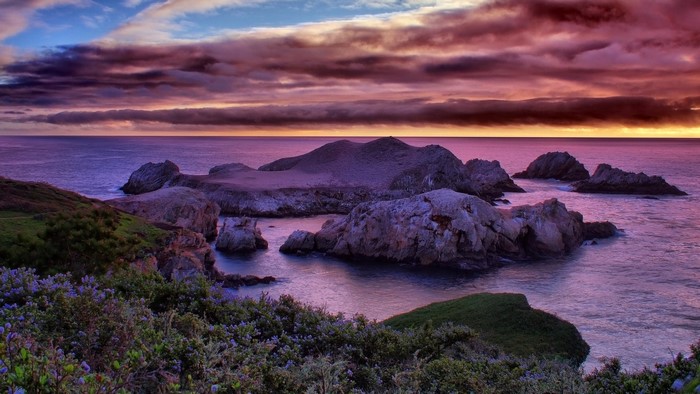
[0,267,698,393]
[385,293,590,365]
[1,177,699,392]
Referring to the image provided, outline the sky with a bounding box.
[0,0,699,137]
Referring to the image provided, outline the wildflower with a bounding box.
[80,361,91,373]
[210,384,219,392]
[0,367,7,374]
[0,327,4,335]
[78,377,85,385]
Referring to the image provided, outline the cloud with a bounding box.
[20,96,700,127]
[105,0,268,42]
[1,0,699,131]
[0,0,86,41]
[123,0,145,7]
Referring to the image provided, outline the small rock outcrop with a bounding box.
[572,164,687,195]
[122,160,180,194]
[279,230,317,254]
[583,221,619,240]
[216,217,268,253]
[513,152,590,181]
[219,274,276,288]
[108,187,220,240]
[462,159,525,196]
[283,189,585,270]
[156,228,217,281]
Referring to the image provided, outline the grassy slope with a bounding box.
[0,177,166,253]
[384,293,590,364]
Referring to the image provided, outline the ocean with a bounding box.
[0,135,698,371]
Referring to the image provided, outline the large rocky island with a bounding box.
[281,189,585,270]
[122,137,524,216]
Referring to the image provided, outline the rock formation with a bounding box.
[572,164,687,195]
[123,138,525,216]
[583,221,619,240]
[513,152,590,181]
[279,230,317,254]
[216,217,268,253]
[462,159,525,196]
[122,160,181,194]
[156,228,217,281]
[282,189,585,270]
[108,187,220,240]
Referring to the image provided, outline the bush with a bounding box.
[0,266,698,393]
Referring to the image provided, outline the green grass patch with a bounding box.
[384,293,590,364]
[0,178,168,274]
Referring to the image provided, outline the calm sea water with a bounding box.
[0,136,698,371]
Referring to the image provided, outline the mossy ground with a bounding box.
[0,178,167,269]
[384,292,590,364]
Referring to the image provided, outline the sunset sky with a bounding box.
[0,0,699,137]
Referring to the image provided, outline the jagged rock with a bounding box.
[584,221,619,240]
[122,160,180,194]
[572,164,687,195]
[513,152,590,181]
[108,187,220,240]
[156,228,217,281]
[297,189,584,270]
[125,138,525,216]
[279,230,316,254]
[216,217,268,253]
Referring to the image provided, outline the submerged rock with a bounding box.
[216,217,268,253]
[572,164,687,195]
[286,189,585,270]
[513,152,590,181]
[122,160,180,194]
[584,221,619,240]
[108,187,220,240]
[219,274,276,288]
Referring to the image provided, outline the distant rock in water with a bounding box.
[122,160,180,194]
[123,137,525,216]
[108,187,220,240]
[216,217,268,253]
[583,221,619,240]
[282,189,585,270]
[572,164,687,195]
[513,152,590,181]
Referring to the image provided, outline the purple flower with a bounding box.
[0,367,7,374]
[210,384,219,392]
[78,377,85,385]
[80,361,91,373]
